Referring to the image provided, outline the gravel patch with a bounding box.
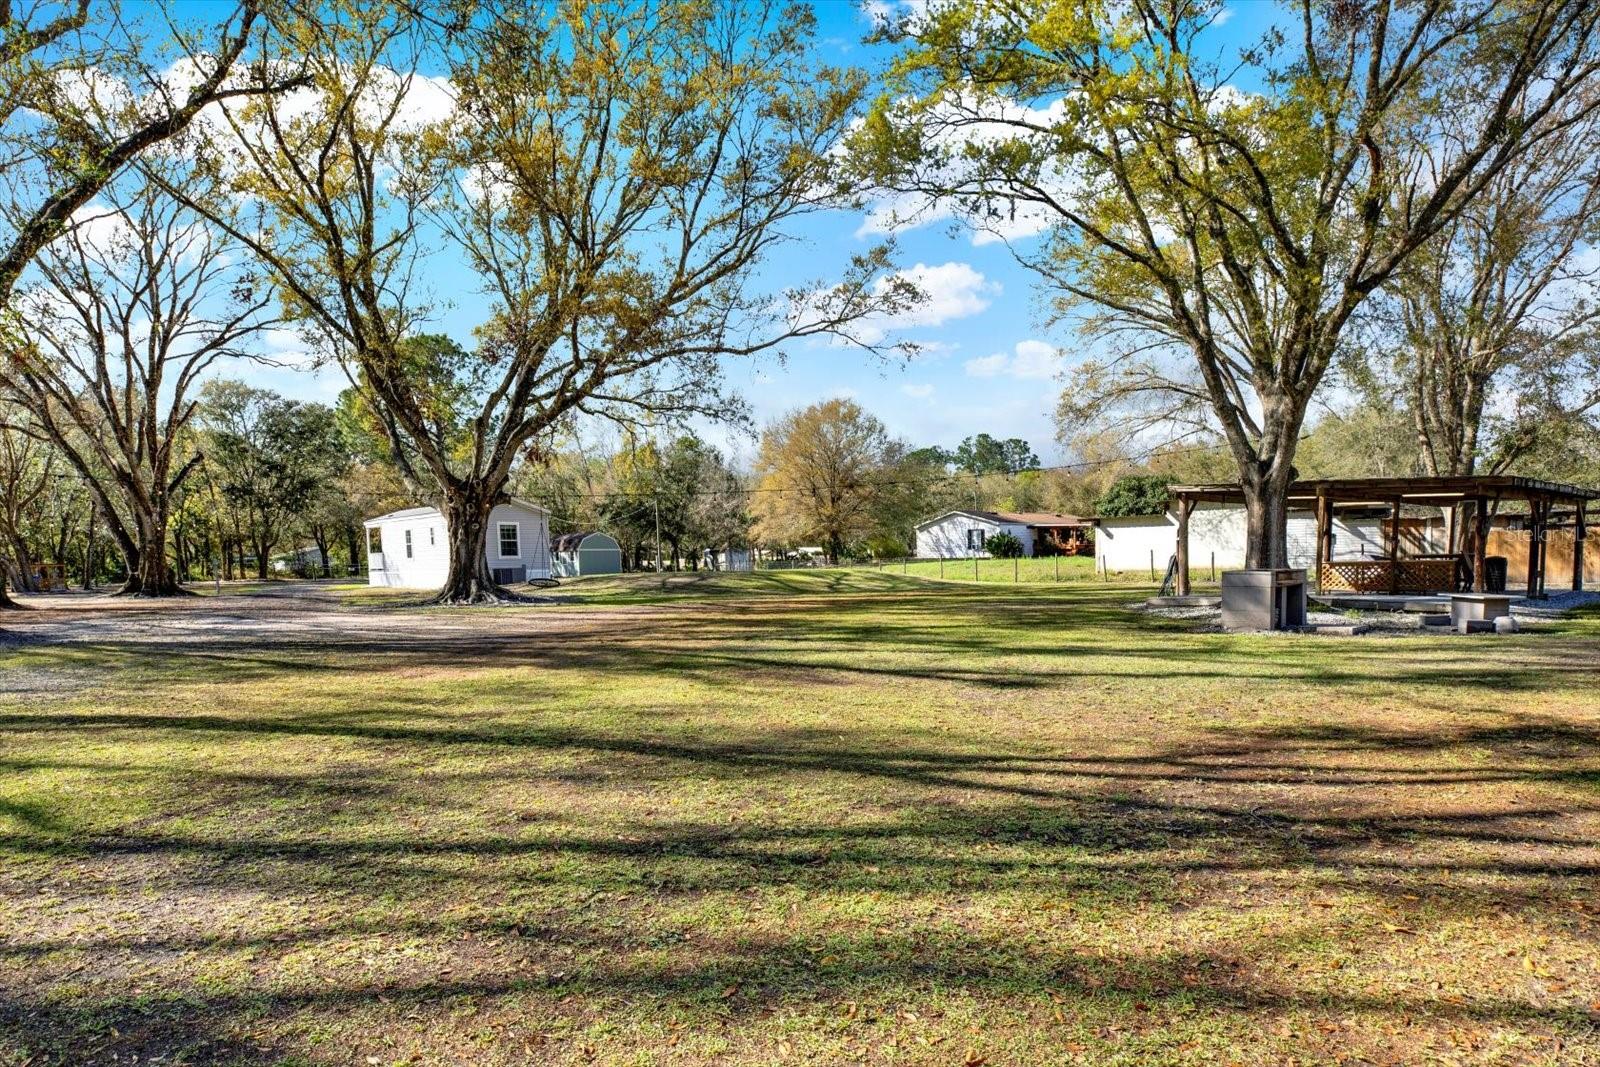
[1136,588,1599,636]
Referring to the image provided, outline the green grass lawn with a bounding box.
[864,556,1185,586]
[2,574,1599,1065]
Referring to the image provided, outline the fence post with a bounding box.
[940,557,944,580]
[1054,556,1060,581]
[1211,552,1215,581]
[1014,556,1019,582]
[973,556,979,582]
[1150,550,1155,581]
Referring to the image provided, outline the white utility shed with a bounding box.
[550,531,623,577]
[364,498,552,589]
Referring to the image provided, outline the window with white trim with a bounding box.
[498,522,520,558]
[404,529,413,558]
[367,528,382,554]
[966,528,986,550]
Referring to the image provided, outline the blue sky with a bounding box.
[240,0,1272,464]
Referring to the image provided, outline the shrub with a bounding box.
[985,531,1024,558]
[1094,474,1172,518]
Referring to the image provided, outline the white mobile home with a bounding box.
[1094,505,1403,573]
[915,510,1095,558]
[365,498,552,589]
[550,531,623,577]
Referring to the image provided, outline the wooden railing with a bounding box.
[1318,557,1460,594]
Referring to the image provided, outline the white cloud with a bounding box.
[825,261,998,346]
[1212,5,1235,26]
[964,339,1064,380]
[893,261,998,326]
[962,353,1010,378]
[1010,339,1061,379]
[901,383,935,399]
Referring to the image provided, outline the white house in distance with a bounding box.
[915,510,1096,558]
[365,498,553,589]
[1094,505,1414,573]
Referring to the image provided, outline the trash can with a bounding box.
[1484,556,1508,593]
[1221,569,1308,631]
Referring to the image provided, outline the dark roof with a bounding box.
[551,530,618,552]
[992,510,1095,526]
[916,509,1094,530]
[1170,475,1600,507]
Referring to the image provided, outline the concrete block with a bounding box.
[1145,596,1221,608]
[1449,594,1512,626]
[1458,619,1495,635]
[1298,623,1370,637]
[1494,615,1520,635]
[1420,614,1452,627]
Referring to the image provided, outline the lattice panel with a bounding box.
[1318,558,1459,594]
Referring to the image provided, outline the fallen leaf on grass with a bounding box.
[964,1051,987,1067]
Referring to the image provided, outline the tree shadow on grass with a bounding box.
[2,778,1597,1063]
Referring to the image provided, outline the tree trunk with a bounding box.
[432,487,520,605]
[1239,470,1294,570]
[0,569,20,610]
[344,525,360,577]
[119,510,187,596]
[82,496,96,590]
[5,538,38,593]
[255,538,270,580]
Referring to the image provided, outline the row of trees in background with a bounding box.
[0,380,409,595]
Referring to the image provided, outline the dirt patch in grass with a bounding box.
[1,579,1599,1064]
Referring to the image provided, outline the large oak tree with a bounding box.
[177,0,916,603]
[855,0,1600,567]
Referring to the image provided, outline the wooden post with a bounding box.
[1386,498,1402,595]
[1531,499,1548,598]
[1314,491,1331,593]
[1474,497,1490,593]
[1575,500,1587,592]
[1525,501,1538,597]
[1174,496,1193,596]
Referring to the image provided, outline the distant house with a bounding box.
[364,498,552,589]
[550,531,623,577]
[915,510,1095,558]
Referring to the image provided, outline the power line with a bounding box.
[524,439,1234,503]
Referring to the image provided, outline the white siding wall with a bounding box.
[1098,507,1399,573]
[1095,509,1251,574]
[367,502,550,589]
[915,514,1034,558]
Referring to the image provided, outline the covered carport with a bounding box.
[1168,476,1597,597]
